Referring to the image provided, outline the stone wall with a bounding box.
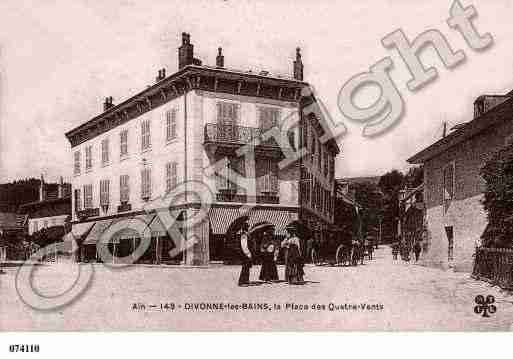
[422,116,513,272]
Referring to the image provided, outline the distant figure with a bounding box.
[414,241,422,262]
[392,243,399,260]
[282,227,304,284]
[238,222,252,286]
[259,230,279,282]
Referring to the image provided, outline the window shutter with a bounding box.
[235,104,240,126]
[216,103,223,125]
[271,160,278,193]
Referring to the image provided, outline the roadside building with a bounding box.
[65,33,340,266]
[408,91,513,271]
[19,175,72,235]
[0,212,28,260]
[0,212,27,237]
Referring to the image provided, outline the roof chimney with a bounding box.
[103,96,114,112]
[156,68,166,82]
[293,47,304,81]
[178,32,194,69]
[216,47,224,68]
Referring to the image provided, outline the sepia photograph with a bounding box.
[1,1,513,346]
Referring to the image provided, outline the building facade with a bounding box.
[65,33,339,265]
[19,175,71,235]
[408,92,513,272]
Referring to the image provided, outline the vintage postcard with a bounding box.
[1,0,513,334]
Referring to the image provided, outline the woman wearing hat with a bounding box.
[282,226,304,284]
[259,229,279,282]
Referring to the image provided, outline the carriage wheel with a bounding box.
[311,248,321,266]
[335,245,345,266]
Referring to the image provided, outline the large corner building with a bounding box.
[65,33,340,266]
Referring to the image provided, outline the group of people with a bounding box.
[238,222,305,286]
[392,240,422,262]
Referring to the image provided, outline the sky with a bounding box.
[1,0,513,183]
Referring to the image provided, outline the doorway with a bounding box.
[445,226,454,263]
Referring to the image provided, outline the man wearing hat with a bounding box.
[238,222,252,286]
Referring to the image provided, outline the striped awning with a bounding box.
[209,207,297,236]
[71,222,94,238]
[83,219,113,245]
[148,214,168,237]
[109,214,154,241]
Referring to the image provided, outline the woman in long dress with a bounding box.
[282,227,304,284]
[259,229,279,282]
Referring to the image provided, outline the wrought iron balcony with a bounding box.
[77,207,99,219]
[204,123,279,148]
[216,190,279,204]
[216,190,280,204]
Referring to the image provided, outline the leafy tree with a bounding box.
[404,166,423,188]
[378,170,405,242]
[351,181,384,241]
[480,145,513,248]
[29,226,65,248]
[0,178,41,212]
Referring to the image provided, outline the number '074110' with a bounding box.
[8,345,40,353]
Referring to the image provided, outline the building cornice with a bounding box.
[65,65,308,148]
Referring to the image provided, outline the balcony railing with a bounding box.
[117,203,132,213]
[216,191,279,204]
[204,124,279,148]
[77,207,99,219]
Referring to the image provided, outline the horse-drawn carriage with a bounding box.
[309,231,374,266]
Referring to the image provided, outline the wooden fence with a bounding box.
[472,247,513,290]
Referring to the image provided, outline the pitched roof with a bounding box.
[408,96,513,164]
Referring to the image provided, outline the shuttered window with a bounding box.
[101,138,110,165]
[258,107,280,130]
[120,130,128,157]
[83,184,93,209]
[74,189,81,212]
[443,162,455,202]
[85,145,93,170]
[166,162,178,192]
[141,168,152,199]
[141,119,151,151]
[100,179,110,206]
[256,158,278,194]
[217,102,239,126]
[166,109,177,141]
[120,175,130,203]
[216,156,245,191]
[74,151,81,175]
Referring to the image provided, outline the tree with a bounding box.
[0,178,41,212]
[378,170,405,243]
[480,145,513,248]
[351,181,384,241]
[404,166,423,188]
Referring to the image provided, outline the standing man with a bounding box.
[413,240,422,262]
[238,222,252,286]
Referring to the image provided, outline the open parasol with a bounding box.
[226,215,249,237]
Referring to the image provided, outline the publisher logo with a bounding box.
[474,295,496,318]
